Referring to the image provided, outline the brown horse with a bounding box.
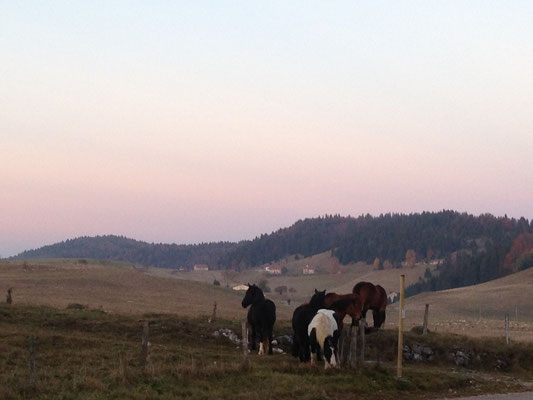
[324,293,363,330]
[352,282,387,328]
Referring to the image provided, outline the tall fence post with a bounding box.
[358,319,365,368]
[505,314,510,344]
[140,320,150,367]
[339,328,350,367]
[241,321,248,358]
[422,304,429,335]
[349,325,358,368]
[397,274,405,378]
[209,301,217,323]
[28,335,36,388]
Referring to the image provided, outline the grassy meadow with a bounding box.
[2,303,533,400]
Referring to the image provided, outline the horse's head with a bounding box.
[323,336,338,369]
[241,284,264,308]
[309,289,326,310]
[347,295,363,320]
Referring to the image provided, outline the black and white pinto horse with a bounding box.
[308,309,340,369]
[241,284,276,355]
[291,289,326,362]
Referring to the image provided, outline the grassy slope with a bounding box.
[148,251,434,305]
[3,258,533,341]
[1,304,532,400]
[388,268,533,341]
[0,260,289,319]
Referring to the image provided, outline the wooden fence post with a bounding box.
[505,314,510,344]
[209,301,217,323]
[28,335,36,387]
[241,321,248,358]
[339,328,350,367]
[358,319,365,368]
[397,274,405,378]
[349,325,358,368]
[6,288,13,305]
[140,320,150,366]
[423,304,429,335]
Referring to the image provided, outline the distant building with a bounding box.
[193,264,209,271]
[303,265,315,275]
[232,284,249,291]
[265,265,282,275]
[178,266,189,271]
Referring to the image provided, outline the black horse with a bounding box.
[291,289,326,362]
[241,284,276,355]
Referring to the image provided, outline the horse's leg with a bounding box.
[379,310,386,328]
[298,333,307,362]
[292,333,299,357]
[304,335,311,362]
[309,328,318,365]
[257,328,265,355]
[250,325,257,350]
[373,310,380,328]
[267,326,273,355]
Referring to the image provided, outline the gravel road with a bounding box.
[442,393,533,400]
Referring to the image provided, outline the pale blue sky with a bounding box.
[1,1,532,256]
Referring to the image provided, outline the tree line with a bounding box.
[11,212,533,276]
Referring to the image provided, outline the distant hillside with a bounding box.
[12,235,238,269]
[221,211,532,268]
[12,212,532,276]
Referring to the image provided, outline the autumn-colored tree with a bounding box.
[372,257,381,270]
[405,249,417,268]
[426,248,437,260]
[383,259,393,269]
[503,233,533,272]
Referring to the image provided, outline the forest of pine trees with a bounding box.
[12,212,533,296]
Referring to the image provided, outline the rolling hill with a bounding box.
[388,267,533,342]
[10,212,532,273]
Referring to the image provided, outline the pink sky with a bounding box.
[1,2,532,256]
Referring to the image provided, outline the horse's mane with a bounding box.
[309,291,326,309]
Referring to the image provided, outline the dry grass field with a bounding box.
[147,251,434,305]
[2,257,532,342]
[0,259,291,320]
[2,258,533,399]
[388,268,533,342]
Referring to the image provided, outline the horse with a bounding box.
[308,309,340,369]
[291,289,326,362]
[352,281,388,328]
[241,284,276,355]
[324,293,363,330]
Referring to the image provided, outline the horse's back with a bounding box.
[264,299,276,325]
[250,299,276,327]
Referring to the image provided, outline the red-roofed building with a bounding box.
[303,265,315,275]
[265,265,282,275]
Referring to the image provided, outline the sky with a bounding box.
[1,1,532,257]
